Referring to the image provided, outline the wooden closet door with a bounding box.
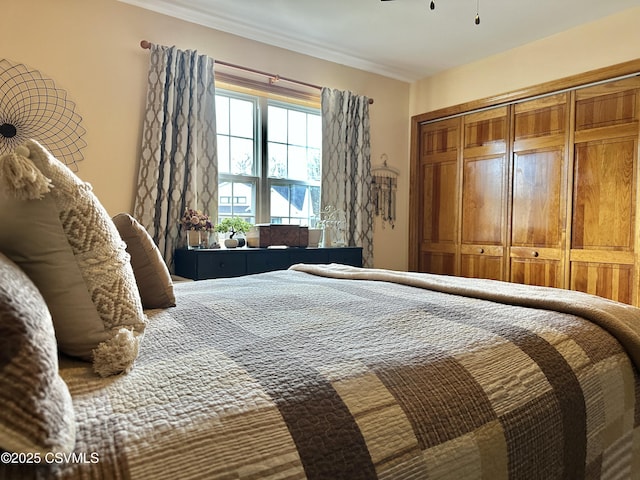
[417,117,460,275]
[460,107,509,280]
[570,78,640,305]
[509,93,569,288]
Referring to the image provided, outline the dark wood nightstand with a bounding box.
[174,247,363,280]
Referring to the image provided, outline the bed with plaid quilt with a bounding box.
[8,264,640,479]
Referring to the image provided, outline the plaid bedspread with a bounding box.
[5,266,640,479]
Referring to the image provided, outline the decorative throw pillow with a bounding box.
[0,140,146,377]
[0,252,76,454]
[112,213,176,309]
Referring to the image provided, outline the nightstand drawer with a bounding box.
[198,253,246,279]
[328,248,362,266]
[246,250,290,274]
[289,248,329,264]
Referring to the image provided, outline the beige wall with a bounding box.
[410,7,640,116]
[1,0,410,270]
[6,1,639,272]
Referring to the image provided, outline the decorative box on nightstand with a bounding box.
[246,224,309,248]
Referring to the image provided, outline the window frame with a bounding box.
[216,88,321,225]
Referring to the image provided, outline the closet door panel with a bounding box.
[572,138,635,250]
[460,154,506,279]
[461,155,505,245]
[460,107,508,280]
[513,95,566,140]
[510,258,562,288]
[418,118,460,275]
[460,251,503,281]
[511,148,564,246]
[509,94,569,289]
[570,262,633,305]
[419,161,458,275]
[569,77,640,304]
[575,85,638,130]
[422,161,457,245]
[421,252,456,276]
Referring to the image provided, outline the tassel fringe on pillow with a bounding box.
[0,145,52,200]
[92,328,142,378]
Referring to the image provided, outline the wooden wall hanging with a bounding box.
[371,153,399,229]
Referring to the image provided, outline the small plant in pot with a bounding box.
[215,217,252,248]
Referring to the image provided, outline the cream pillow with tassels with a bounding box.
[0,140,146,377]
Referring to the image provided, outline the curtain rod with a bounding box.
[140,40,373,104]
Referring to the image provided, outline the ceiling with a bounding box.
[122,0,640,82]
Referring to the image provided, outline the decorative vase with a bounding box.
[186,230,205,249]
[321,226,332,247]
[307,228,323,247]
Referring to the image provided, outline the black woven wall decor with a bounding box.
[0,59,86,171]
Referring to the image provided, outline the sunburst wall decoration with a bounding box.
[0,59,86,171]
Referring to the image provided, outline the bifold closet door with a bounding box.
[569,77,640,305]
[417,117,460,275]
[509,93,569,288]
[460,107,509,281]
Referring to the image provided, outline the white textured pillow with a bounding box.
[0,140,146,377]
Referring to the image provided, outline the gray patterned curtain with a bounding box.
[134,44,217,272]
[321,88,373,267]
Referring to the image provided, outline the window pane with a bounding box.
[268,106,287,143]
[270,185,290,223]
[288,145,308,181]
[308,114,321,148]
[218,181,255,223]
[307,147,321,181]
[270,183,321,225]
[216,96,229,135]
[230,137,254,175]
[290,184,309,224]
[309,185,321,225]
[230,98,254,138]
[268,142,287,178]
[288,110,306,146]
[217,134,230,174]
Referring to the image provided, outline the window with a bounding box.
[215,90,321,226]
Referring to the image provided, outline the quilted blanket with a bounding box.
[4,266,640,479]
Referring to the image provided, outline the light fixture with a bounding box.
[382,0,481,26]
[429,0,480,25]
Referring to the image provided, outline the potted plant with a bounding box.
[215,217,252,248]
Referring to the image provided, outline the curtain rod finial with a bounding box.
[140,40,151,50]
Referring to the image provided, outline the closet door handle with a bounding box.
[532,251,539,257]
[478,248,484,254]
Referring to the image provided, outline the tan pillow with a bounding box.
[0,140,146,377]
[112,213,176,309]
[0,252,76,454]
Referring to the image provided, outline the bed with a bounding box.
[2,141,640,479]
[3,260,640,479]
